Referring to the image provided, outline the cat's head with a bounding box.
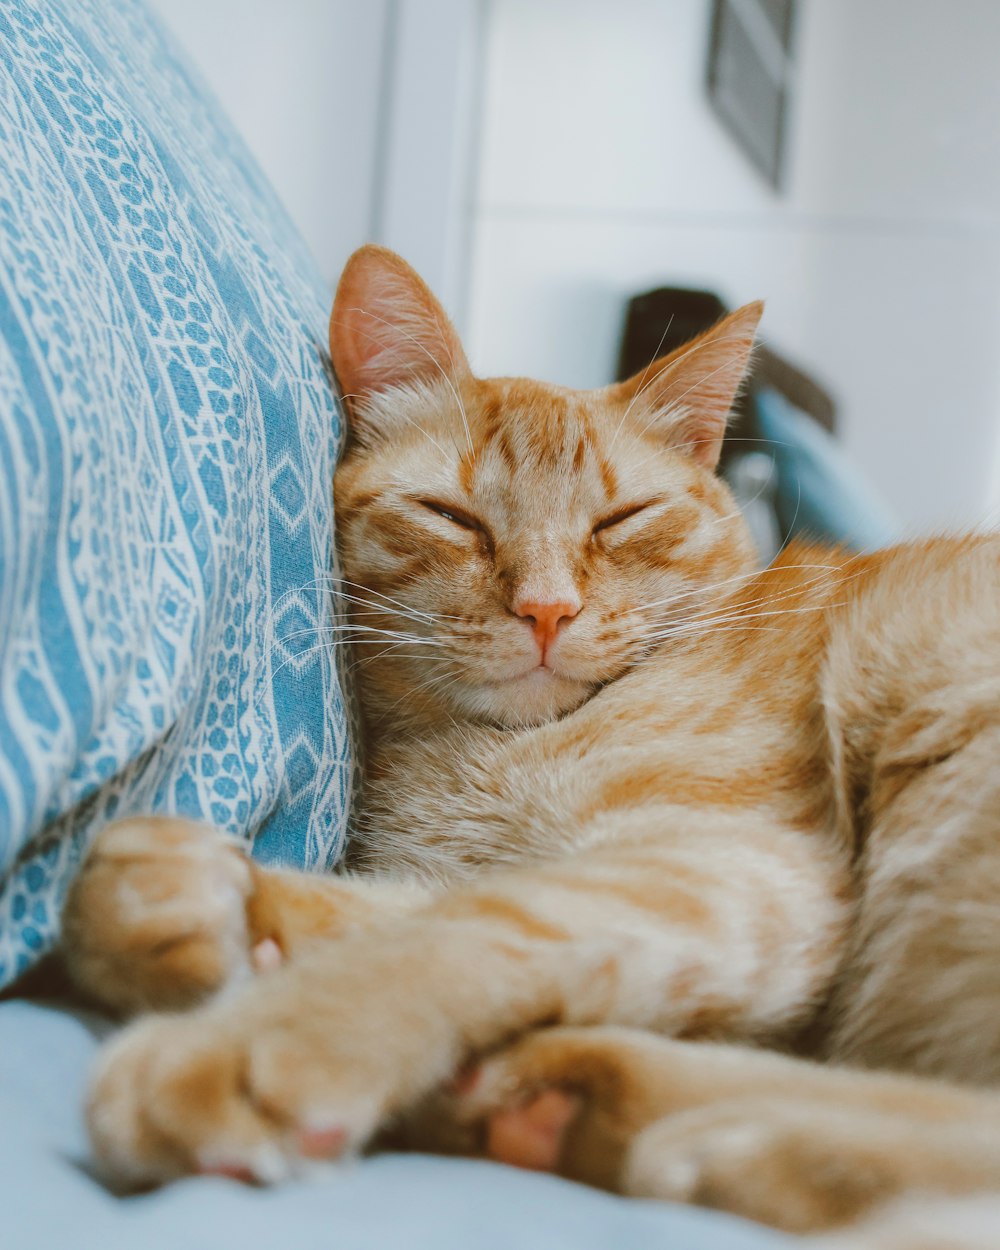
[331,246,761,731]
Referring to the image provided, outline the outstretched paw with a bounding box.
[86,923,471,1188]
[429,1027,650,1191]
[419,1027,912,1236]
[86,1000,370,1185]
[62,817,266,1015]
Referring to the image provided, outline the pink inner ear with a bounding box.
[619,301,763,472]
[344,269,433,390]
[672,408,729,470]
[331,246,469,403]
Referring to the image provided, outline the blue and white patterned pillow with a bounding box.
[0,0,355,986]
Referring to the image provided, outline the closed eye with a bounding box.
[592,500,657,536]
[418,499,483,531]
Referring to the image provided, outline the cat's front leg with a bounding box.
[86,823,847,1184]
[445,1026,1000,1235]
[62,817,432,1016]
[86,915,555,1184]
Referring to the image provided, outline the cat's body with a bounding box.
[60,247,1000,1245]
[355,532,1000,1079]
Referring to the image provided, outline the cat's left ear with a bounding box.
[616,301,763,471]
[330,245,470,418]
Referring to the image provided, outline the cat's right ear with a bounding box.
[330,245,470,422]
[614,301,763,472]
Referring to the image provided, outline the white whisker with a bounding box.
[328,578,462,622]
[608,313,675,449]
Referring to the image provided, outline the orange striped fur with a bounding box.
[62,247,1000,1245]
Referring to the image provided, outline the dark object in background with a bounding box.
[706,0,798,190]
[616,285,835,476]
[617,285,839,559]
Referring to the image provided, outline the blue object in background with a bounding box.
[755,388,901,552]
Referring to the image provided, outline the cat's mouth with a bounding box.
[481,663,563,688]
[471,633,638,699]
[494,661,602,706]
[445,651,611,727]
[518,664,559,683]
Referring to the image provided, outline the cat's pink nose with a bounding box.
[514,599,580,660]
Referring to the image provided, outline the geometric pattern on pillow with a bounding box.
[0,0,356,986]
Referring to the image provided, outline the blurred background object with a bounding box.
[616,283,899,559]
[152,0,1000,538]
[706,0,798,191]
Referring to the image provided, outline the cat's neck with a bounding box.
[356,662,466,748]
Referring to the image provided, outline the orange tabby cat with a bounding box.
[61,246,1000,1246]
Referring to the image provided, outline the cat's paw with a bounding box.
[435,1027,643,1190]
[62,817,262,1015]
[86,1006,382,1185]
[623,1101,891,1234]
[85,953,437,1186]
[440,1027,892,1233]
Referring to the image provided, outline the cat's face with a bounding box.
[332,247,761,730]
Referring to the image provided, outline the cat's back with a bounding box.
[584,532,1000,727]
[823,532,1000,720]
[812,534,1000,821]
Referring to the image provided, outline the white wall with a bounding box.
[467,0,1000,533]
[148,0,390,287]
[149,0,481,310]
[369,0,484,318]
[147,0,1000,532]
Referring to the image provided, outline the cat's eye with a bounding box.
[418,499,482,532]
[592,501,655,537]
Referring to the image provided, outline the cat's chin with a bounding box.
[456,667,596,729]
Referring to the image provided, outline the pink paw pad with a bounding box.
[297,1125,348,1159]
[485,1088,582,1173]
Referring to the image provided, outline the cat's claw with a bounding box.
[250,937,285,973]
